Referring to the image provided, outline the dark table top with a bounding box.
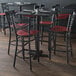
[16,11,50,16]
[64,4,76,9]
[7,2,36,6]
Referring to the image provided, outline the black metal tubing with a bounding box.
[13,36,18,67]
[48,7,75,63]
[5,10,33,70]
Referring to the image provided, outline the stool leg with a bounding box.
[13,37,18,67]
[0,16,2,31]
[8,29,11,55]
[28,36,32,70]
[35,34,40,62]
[48,31,52,60]
[69,34,73,57]
[41,26,44,44]
[21,37,25,60]
[66,33,69,64]
[53,32,56,55]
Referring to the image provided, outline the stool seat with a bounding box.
[40,21,53,25]
[0,13,5,15]
[17,30,39,36]
[56,14,70,19]
[17,23,28,26]
[50,25,68,32]
[24,15,34,17]
[11,23,28,27]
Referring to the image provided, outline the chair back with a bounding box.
[67,11,76,32]
[1,3,9,13]
[5,10,31,36]
[51,6,59,27]
[5,10,18,35]
[51,5,75,32]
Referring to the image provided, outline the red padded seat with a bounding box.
[40,21,53,25]
[24,15,34,17]
[16,23,28,26]
[11,23,28,27]
[17,30,39,36]
[50,25,68,32]
[56,14,70,19]
[0,13,5,16]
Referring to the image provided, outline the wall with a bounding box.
[25,0,76,9]
[0,0,76,10]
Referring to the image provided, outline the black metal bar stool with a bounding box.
[5,10,39,70]
[48,10,76,63]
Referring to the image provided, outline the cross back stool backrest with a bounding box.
[1,3,9,13]
[5,10,20,36]
[66,11,76,32]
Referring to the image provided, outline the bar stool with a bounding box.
[1,4,30,53]
[7,10,30,55]
[39,6,55,44]
[23,5,40,33]
[48,10,76,63]
[1,3,26,35]
[5,10,39,70]
[0,3,9,35]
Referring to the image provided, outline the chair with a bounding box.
[48,9,76,63]
[0,3,9,35]
[23,5,40,33]
[1,8,29,54]
[7,10,29,55]
[22,6,40,32]
[39,5,56,44]
[5,10,39,70]
[1,3,26,35]
[40,16,53,44]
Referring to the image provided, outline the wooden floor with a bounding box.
[0,31,76,76]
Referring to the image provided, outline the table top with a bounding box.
[23,9,51,13]
[7,2,36,6]
[64,4,76,9]
[16,11,50,16]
